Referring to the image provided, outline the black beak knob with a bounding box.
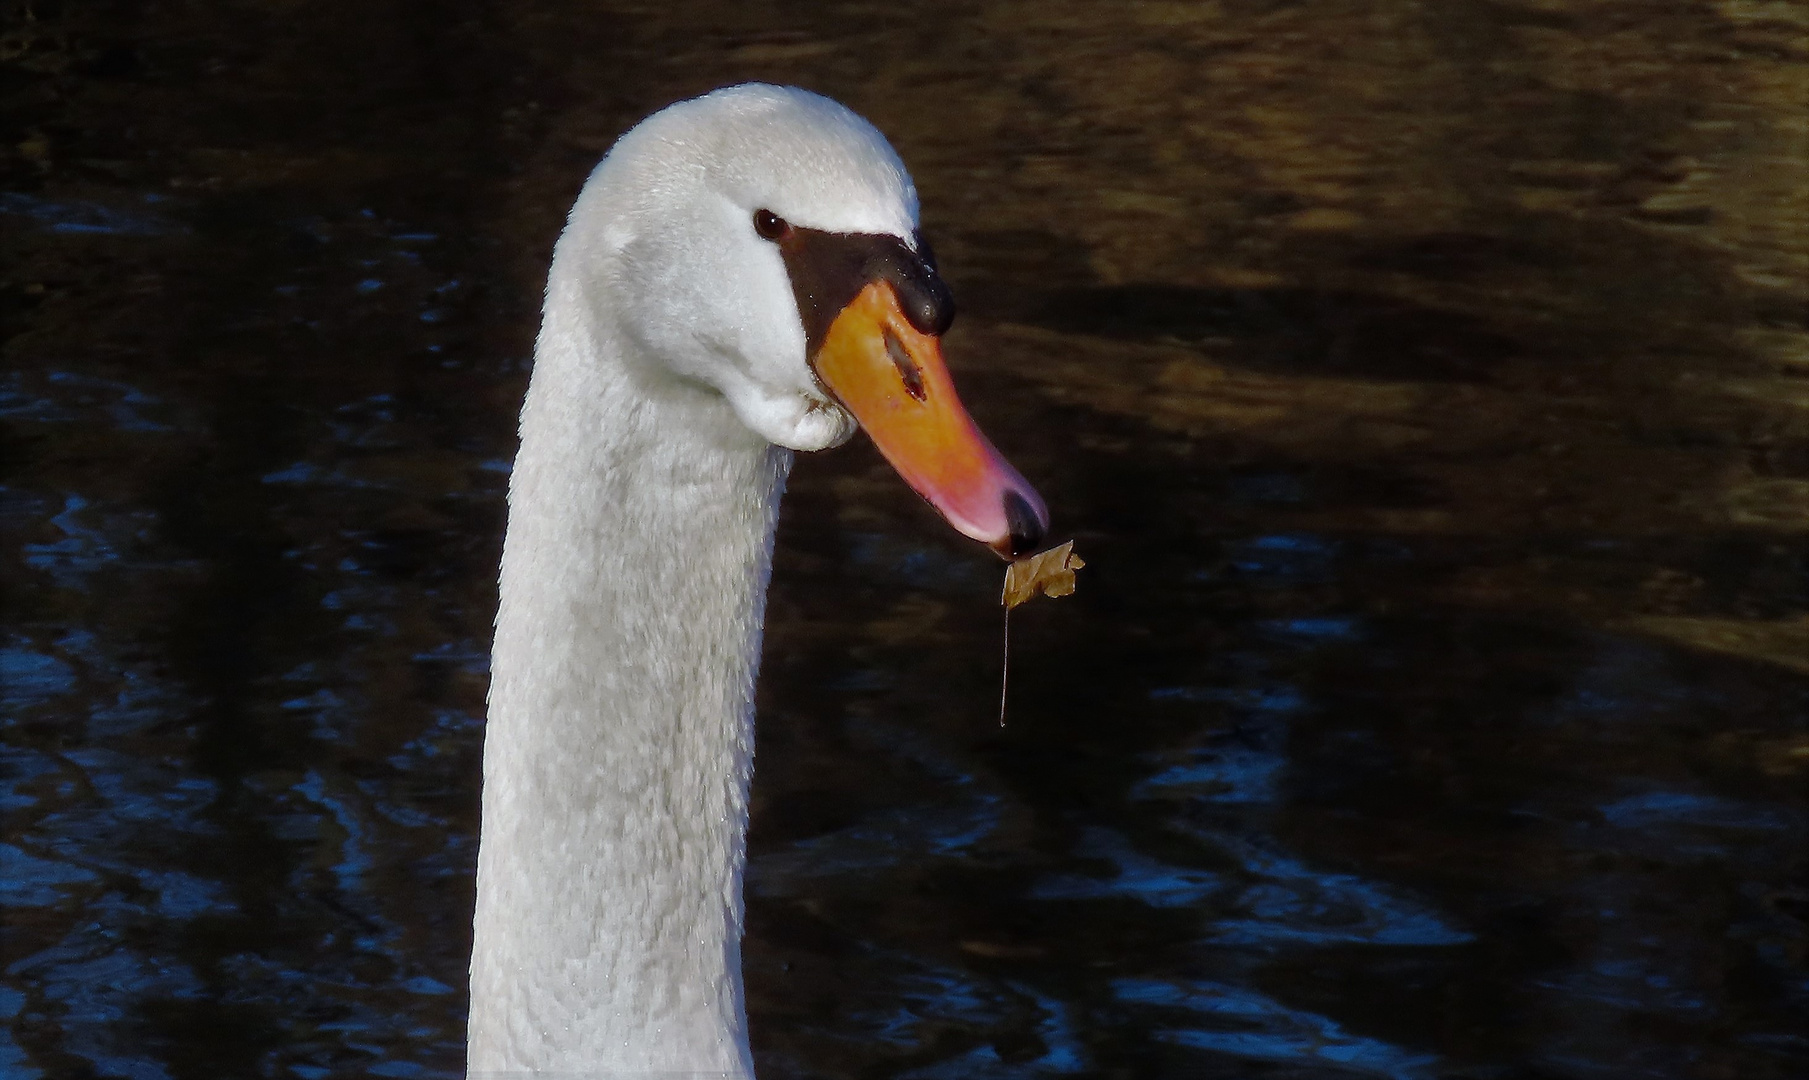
[1000,490,1047,558]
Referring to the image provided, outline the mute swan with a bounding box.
[468,84,1048,1077]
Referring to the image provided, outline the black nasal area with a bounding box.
[1002,490,1046,558]
[893,270,954,337]
[778,227,956,354]
[871,235,955,337]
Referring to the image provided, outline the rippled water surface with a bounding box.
[4,2,1806,1077]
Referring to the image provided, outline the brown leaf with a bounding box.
[1002,540,1086,609]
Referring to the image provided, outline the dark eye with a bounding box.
[753,208,789,241]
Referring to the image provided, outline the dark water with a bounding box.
[4,2,1806,1077]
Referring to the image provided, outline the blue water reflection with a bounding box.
[1133,746,1285,805]
[0,192,181,237]
[1032,828,1221,908]
[1599,790,1792,837]
[899,983,1088,1078]
[1114,978,1439,1078]
[1189,832,1472,949]
[0,648,76,711]
[1030,825,1468,949]
[1227,532,1340,585]
[0,843,98,907]
[23,496,122,587]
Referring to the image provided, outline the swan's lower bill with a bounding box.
[813,280,1048,557]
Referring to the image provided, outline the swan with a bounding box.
[467,84,1048,1077]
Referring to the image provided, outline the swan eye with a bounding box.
[753,208,790,241]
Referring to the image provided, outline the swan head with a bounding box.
[583,83,1048,557]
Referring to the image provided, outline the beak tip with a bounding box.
[995,489,1049,559]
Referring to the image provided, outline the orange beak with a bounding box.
[812,281,1048,558]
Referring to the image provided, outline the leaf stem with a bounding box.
[999,603,1011,727]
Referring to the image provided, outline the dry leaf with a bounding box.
[997,541,1084,725]
[1002,540,1085,609]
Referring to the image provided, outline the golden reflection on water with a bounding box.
[500,0,1808,669]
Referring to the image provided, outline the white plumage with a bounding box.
[468,85,928,1077]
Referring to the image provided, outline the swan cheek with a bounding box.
[812,281,1049,558]
[717,374,858,452]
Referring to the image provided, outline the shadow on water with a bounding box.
[4,1,1806,1078]
[1010,284,1522,383]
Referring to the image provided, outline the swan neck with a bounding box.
[469,270,788,1077]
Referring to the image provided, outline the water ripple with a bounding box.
[1114,977,1440,1078]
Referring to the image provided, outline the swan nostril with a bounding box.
[1002,490,1046,557]
[883,328,927,402]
